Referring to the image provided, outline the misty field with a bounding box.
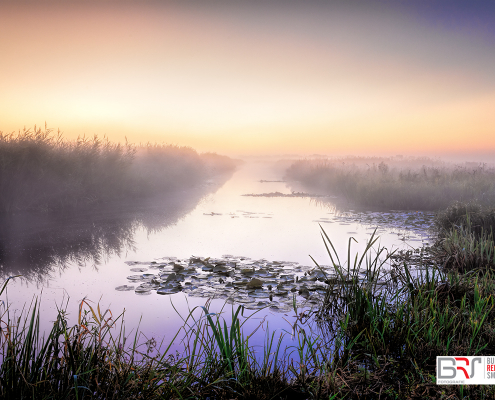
[285,157,495,210]
[0,126,236,214]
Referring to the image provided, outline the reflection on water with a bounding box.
[1,161,435,353]
[0,174,232,282]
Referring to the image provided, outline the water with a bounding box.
[0,160,433,352]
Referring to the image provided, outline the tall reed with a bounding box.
[286,158,495,210]
[0,125,236,214]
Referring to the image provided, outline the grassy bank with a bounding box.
[0,126,237,214]
[2,202,495,399]
[0,282,327,400]
[285,157,495,210]
[313,221,495,399]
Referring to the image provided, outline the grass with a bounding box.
[4,213,495,399]
[0,125,236,214]
[3,154,495,400]
[434,202,495,272]
[285,157,495,210]
[0,280,328,399]
[313,223,495,398]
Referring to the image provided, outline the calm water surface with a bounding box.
[1,160,433,351]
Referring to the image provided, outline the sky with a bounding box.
[1,0,494,157]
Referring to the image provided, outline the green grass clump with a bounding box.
[0,125,236,214]
[0,276,330,399]
[435,201,495,236]
[285,158,495,210]
[315,226,495,399]
[433,201,495,272]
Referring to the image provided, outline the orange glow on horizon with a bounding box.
[1,2,494,158]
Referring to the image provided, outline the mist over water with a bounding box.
[0,174,231,282]
[1,160,432,350]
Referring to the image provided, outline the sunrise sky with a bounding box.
[1,0,494,157]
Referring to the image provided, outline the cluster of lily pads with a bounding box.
[314,210,435,242]
[116,255,334,312]
[203,210,273,219]
[242,191,332,198]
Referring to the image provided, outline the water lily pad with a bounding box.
[139,282,161,290]
[127,275,145,281]
[241,268,255,275]
[269,304,292,313]
[173,263,185,272]
[192,274,210,280]
[213,265,229,273]
[246,278,263,289]
[235,297,255,304]
[115,285,135,291]
[166,273,185,282]
[157,287,182,295]
[248,291,270,299]
[130,267,147,272]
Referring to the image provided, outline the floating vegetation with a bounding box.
[314,209,435,242]
[129,267,148,272]
[115,285,135,291]
[120,255,338,311]
[202,210,274,219]
[242,191,333,198]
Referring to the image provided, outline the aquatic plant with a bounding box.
[0,125,236,214]
[432,202,495,272]
[0,277,327,399]
[314,226,495,398]
[286,158,495,210]
[4,219,495,398]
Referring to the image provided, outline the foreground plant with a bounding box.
[0,278,328,399]
[3,215,495,399]
[314,225,495,398]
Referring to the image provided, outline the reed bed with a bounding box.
[285,158,495,210]
[0,126,236,214]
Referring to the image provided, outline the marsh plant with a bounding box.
[311,220,495,398]
[0,278,332,400]
[285,157,495,210]
[0,125,236,214]
[3,204,495,398]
